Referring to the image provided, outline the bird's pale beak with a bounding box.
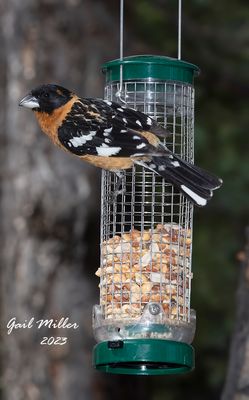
[19,94,40,109]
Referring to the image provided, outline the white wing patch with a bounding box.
[104,127,112,133]
[96,146,121,156]
[136,143,146,149]
[104,100,112,106]
[69,131,95,147]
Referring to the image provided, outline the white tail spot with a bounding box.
[181,185,207,206]
[171,161,180,167]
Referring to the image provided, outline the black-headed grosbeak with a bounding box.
[19,84,222,206]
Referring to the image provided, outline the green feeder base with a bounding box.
[93,339,194,376]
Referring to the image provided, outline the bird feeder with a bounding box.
[93,55,199,375]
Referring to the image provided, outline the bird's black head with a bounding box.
[19,84,73,114]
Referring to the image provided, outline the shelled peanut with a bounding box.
[95,224,192,321]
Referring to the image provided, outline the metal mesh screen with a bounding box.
[96,80,194,325]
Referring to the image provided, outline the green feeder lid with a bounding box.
[93,339,194,376]
[102,55,199,84]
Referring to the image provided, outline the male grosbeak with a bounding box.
[19,84,222,206]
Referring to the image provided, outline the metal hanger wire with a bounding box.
[178,0,182,60]
[116,0,182,102]
[116,0,126,103]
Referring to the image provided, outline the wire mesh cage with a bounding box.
[93,56,199,374]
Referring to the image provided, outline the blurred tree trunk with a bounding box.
[1,1,108,399]
[222,228,249,400]
[0,1,151,399]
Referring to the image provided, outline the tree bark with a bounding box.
[0,1,151,399]
[221,228,249,400]
[0,1,119,399]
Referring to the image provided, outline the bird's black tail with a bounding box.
[135,153,222,207]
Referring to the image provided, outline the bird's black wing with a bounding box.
[58,98,160,157]
[89,98,168,137]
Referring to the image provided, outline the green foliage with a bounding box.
[128,0,249,398]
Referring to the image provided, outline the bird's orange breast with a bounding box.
[80,155,133,170]
[34,96,78,146]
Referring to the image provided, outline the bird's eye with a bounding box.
[43,93,49,98]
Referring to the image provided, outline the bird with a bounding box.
[19,83,222,206]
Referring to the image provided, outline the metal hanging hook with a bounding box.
[116,0,127,104]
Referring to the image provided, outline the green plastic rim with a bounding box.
[93,339,194,375]
[102,55,199,84]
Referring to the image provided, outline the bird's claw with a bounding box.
[110,171,126,201]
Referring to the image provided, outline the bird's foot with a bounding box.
[111,171,126,200]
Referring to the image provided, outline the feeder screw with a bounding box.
[149,303,161,316]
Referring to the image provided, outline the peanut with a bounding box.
[142,231,151,241]
[98,223,192,321]
[141,282,153,293]
[95,268,102,277]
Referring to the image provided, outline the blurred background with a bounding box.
[0,0,248,399]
